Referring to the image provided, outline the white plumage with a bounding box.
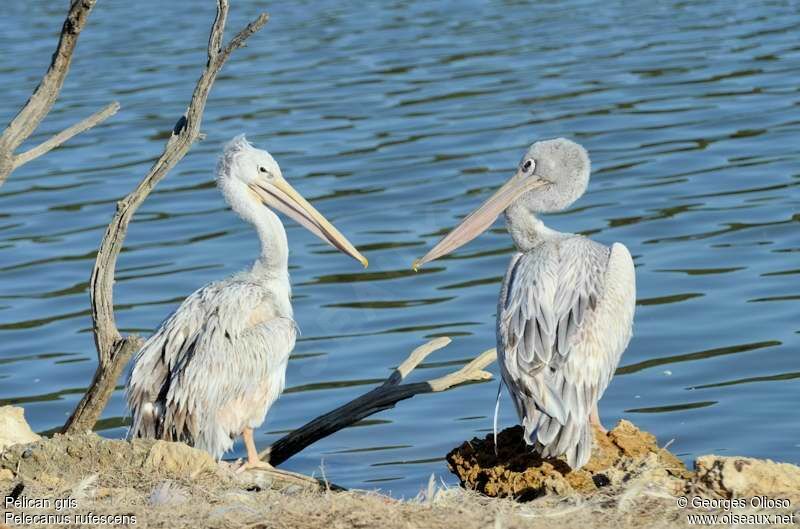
[127,273,296,458]
[127,135,366,468]
[416,138,636,469]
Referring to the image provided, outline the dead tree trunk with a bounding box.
[62,0,269,434]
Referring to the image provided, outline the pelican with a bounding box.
[414,138,635,469]
[126,134,367,470]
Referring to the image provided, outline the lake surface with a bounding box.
[1,0,798,497]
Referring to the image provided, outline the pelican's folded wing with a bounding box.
[497,237,634,468]
[126,282,218,442]
[126,279,289,451]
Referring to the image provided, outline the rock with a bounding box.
[144,440,217,476]
[446,420,689,501]
[693,455,800,501]
[0,468,14,481]
[0,406,40,451]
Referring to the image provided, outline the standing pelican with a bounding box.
[126,135,367,470]
[414,138,635,469]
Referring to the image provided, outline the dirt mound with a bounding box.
[447,420,691,500]
[0,430,324,497]
[0,432,231,511]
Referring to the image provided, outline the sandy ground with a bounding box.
[1,408,799,528]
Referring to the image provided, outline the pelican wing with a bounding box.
[126,278,296,458]
[127,282,214,441]
[497,237,635,468]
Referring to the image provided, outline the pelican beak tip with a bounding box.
[359,256,369,268]
[412,259,422,272]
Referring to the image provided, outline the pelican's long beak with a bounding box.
[250,177,368,267]
[413,173,549,270]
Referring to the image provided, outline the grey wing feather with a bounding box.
[497,237,635,469]
[126,283,216,443]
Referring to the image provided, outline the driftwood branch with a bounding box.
[261,338,497,466]
[62,0,269,434]
[0,0,118,186]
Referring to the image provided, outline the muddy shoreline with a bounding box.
[2,406,798,528]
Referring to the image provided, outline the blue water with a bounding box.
[1,0,798,497]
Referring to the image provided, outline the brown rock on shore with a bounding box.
[447,420,690,500]
[693,455,800,501]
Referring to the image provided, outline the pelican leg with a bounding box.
[590,403,607,434]
[236,427,273,473]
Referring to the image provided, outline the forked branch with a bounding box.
[62,0,269,434]
[0,0,119,186]
[261,338,497,466]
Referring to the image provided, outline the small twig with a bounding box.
[0,0,114,186]
[62,1,269,434]
[428,348,495,391]
[235,465,345,492]
[260,339,496,466]
[12,102,120,170]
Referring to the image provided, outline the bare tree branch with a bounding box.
[0,0,118,186]
[12,102,120,170]
[261,338,497,466]
[62,0,269,434]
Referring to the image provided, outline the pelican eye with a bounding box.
[522,159,535,173]
[258,166,268,174]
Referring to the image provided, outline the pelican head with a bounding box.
[414,138,589,269]
[218,134,367,267]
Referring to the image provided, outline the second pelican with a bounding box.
[415,138,635,469]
